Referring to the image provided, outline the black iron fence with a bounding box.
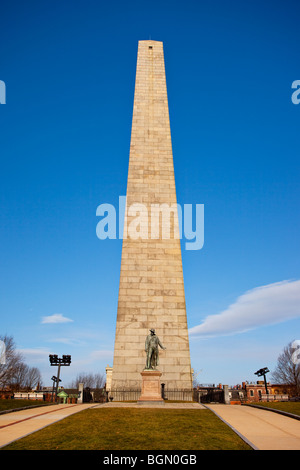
[199,388,224,404]
[163,390,193,402]
[108,390,141,402]
[107,389,194,402]
[82,387,226,403]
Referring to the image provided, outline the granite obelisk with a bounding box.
[111,40,192,393]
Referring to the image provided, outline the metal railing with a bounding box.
[107,389,194,402]
[108,390,141,402]
[163,390,193,402]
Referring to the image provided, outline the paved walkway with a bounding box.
[205,404,300,450]
[1,402,300,450]
[0,403,97,448]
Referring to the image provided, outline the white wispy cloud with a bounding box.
[18,348,51,364]
[48,337,84,346]
[189,279,300,338]
[41,313,73,324]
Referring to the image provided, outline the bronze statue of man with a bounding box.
[145,329,166,370]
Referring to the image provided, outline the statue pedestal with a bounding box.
[137,370,164,404]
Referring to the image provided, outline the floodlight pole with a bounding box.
[51,376,56,402]
[254,367,270,400]
[55,364,61,402]
[49,355,71,403]
[263,373,269,395]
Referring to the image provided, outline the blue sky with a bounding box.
[1,0,300,387]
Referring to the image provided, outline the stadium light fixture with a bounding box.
[49,354,71,401]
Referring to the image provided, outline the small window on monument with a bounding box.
[149,46,153,49]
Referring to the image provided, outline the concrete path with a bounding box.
[0,403,97,449]
[206,404,300,450]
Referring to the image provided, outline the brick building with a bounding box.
[242,381,272,401]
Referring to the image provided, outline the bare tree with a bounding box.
[68,372,105,389]
[29,367,42,388]
[23,366,43,390]
[94,373,105,389]
[192,369,203,388]
[68,373,94,389]
[0,335,43,391]
[0,335,24,389]
[10,362,43,391]
[271,340,300,396]
[10,362,28,391]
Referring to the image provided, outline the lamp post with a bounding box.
[254,367,270,399]
[49,355,71,402]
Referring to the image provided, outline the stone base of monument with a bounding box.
[137,370,165,404]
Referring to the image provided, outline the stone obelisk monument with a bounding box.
[111,40,192,394]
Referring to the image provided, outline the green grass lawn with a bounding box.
[0,399,52,412]
[2,408,252,450]
[248,401,300,416]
